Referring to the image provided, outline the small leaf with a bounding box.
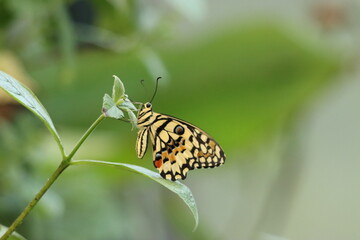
[120,107,138,130]
[104,106,124,119]
[71,160,199,230]
[0,71,64,156]
[0,224,27,240]
[112,75,125,102]
[127,109,138,129]
[102,94,124,119]
[120,98,137,111]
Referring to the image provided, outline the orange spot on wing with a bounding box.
[162,152,169,158]
[169,154,176,162]
[155,160,163,168]
[165,144,187,163]
[160,151,176,164]
[197,151,211,158]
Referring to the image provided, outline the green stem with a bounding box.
[0,114,106,240]
[66,114,105,161]
[0,161,68,240]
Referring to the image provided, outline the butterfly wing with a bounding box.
[148,113,226,181]
[136,127,149,159]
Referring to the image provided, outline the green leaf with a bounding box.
[126,108,138,130]
[120,98,137,112]
[0,224,26,240]
[112,75,125,102]
[102,94,124,119]
[118,106,137,130]
[0,71,65,157]
[70,160,199,230]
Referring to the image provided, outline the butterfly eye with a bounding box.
[174,125,185,135]
[145,103,152,108]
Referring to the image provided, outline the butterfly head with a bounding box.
[142,102,152,110]
[137,102,154,127]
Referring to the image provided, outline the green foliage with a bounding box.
[0,72,199,239]
[0,1,343,236]
[31,23,340,149]
[71,160,199,230]
[111,75,125,103]
[102,75,137,129]
[0,71,64,157]
[102,93,125,119]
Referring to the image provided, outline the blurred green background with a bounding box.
[0,0,359,239]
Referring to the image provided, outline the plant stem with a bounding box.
[66,114,105,161]
[0,161,68,240]
[0,114,106,240]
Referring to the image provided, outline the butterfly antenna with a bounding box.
[149,77,161,103]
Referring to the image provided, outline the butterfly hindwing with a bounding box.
[148,114,225,181]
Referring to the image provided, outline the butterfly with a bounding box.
[136,102,226,181]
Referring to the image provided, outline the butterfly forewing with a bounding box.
[136,103,225,181]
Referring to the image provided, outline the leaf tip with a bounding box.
[192,215,199,232]
[112,75,125,102]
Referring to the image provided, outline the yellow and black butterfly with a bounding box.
[136,102,226,181]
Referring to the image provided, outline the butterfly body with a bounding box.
[136,102,226,181]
